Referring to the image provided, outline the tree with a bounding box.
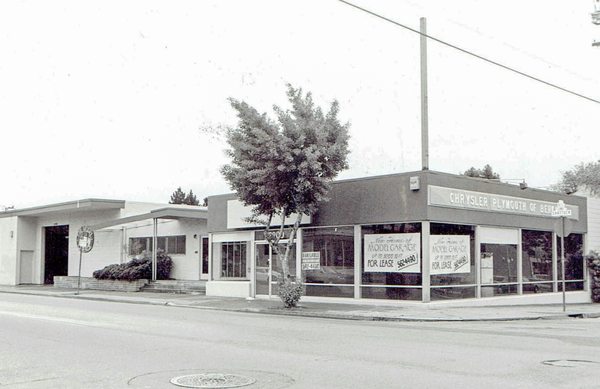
[462,164,500,179]
[169,187,186,204]
[221,84,350,307]
[169,187,200,205]
[554,160,600,195]
[184,190,200,206]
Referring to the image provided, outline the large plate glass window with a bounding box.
[361,223,422,301]
[301,226,354,298]
[557,233,584,291]
[479,227,518,297]
[211,241,249,279]
[430,223,476,301]
[521,230,553,294]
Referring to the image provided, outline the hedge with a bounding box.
[93,254,172,281]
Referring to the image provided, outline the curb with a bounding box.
[2,288,599,322]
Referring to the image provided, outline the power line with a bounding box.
[337,0,600,105]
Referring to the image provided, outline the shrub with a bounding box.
[93,254,172,281]
[277,279,304,308]
[585,251,600,303]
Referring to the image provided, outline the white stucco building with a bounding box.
[0,199,209,286]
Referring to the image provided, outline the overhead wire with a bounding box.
[337,0,600,105]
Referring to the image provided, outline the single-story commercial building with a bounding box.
[206,170,590,305]
[0,199,209,286]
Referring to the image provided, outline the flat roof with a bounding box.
[91,206,208,230]
[0,199,126,218]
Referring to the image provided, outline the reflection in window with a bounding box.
[430,223,475,286]
[128,235,186,255]
[272,244,297,284]
[557,233,584,290]
[361,223,421,300]
[480,243,518,296]
[431,286,476,301]
[521,230,553,294]
[302,226,354,287]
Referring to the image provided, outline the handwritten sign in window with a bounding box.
[430,235,471,275]
[364,233,421,273]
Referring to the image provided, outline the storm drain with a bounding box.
[170,373,256,388]
[542,360,600,368]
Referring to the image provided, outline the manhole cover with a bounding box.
[542,359,600,368]
[170,373,256,388]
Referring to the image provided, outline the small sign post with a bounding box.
[552,200,572,312]
[75,226,95,295]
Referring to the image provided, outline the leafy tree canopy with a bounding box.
[169,187,201,206]
[222,84,350,220]
[462,164,500,180]
[554,160,600,195]
[221,84,350,290]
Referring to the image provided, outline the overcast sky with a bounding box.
[1,0,599,209]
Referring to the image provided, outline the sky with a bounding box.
[1,0,599,209]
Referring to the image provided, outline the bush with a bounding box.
[93,254,172,281]
[277,279,304,308]
[585,251,600,303]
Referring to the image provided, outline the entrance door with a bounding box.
[200,236,209,280]
[19,250,35,284]
[255,242,296,297]
[255,243,270,295]
[44,225,69,284]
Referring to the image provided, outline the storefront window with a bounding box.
[430,223,476,287]
[480,243,518,296]
[212,241,249,279]
[361,223,422,300]
[557,233,584,290]
[522,230,553,294]
[431,286,476,301]
[302,226,354,288]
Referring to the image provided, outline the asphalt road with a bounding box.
[0,293,598,388]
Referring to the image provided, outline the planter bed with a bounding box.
[53,276,149,292]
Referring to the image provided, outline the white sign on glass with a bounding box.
[301,251,321,270]
[430,235,471,275]
[364,233,420,273]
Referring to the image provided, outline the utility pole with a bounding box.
[420,17,429,170]
[593,0,600,46]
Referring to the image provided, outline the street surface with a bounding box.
[0,293,599,388]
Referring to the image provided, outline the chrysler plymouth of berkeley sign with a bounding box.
[428,185,579,220]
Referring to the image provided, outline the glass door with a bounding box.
[255,243,271,295]
[255,242,296,297]
[200,236,209,280]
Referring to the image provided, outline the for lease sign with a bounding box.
[430,235,471,275]
[364,233,420,273]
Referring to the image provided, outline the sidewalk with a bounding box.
[1,285,600,322]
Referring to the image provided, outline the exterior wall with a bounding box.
[1,202,208,284]
[207,172,429,232]
[206,170,590,304]
[586,196,600,252]
[16,217,37,284]
[34,209,123,282]
[123,218,207,281]
[426,171,587,232]
[0,217,18,285]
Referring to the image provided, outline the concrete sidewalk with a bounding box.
[1,285,600,322]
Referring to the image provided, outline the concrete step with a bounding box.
[141,280,206,294]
